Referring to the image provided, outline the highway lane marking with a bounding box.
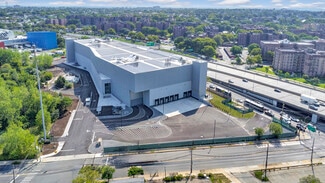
[256,141,304,148]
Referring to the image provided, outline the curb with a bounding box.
[40,141,65,160]
[62,110,77,137]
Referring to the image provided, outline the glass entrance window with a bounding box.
[104,83,111,94]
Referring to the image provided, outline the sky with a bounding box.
[3,0,325,10]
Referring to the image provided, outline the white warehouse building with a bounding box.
[65,39,207,111]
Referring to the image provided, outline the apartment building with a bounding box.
[273,48,305,73]
[303,50,325,77]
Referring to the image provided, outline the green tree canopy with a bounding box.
[230,45,243,55]
[255,127,265,139]
[299,175,321,183]
[248,43,260,54]
[213,34,224,46]
[250,48,261,56]
[0,124,38,160]
[201,45,216,58]
[269,122,283,138]
[101,165,115,180]
[128,166,144,178]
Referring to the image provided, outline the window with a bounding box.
[104,83,111,94]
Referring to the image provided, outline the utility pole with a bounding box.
[311,137,315,176]
[213,120,216,143]
[164,167,166,179]
[12,165,16,183]
[190,148,193,174]
[264,143,269,181]
[34,45,47,141]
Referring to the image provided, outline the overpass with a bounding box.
[207,63,325,123]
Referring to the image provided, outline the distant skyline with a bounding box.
[3,0,325,10]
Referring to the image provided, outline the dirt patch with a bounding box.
[41,96,79,155]
[42,142,59,155]
[50,97,79,137]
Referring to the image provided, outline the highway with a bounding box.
[207,63,325,120]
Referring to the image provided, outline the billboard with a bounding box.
[0,29,15,40]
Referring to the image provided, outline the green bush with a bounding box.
[198,172,206,179]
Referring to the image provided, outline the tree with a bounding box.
[213,34,224,46]
[101,165,115,181]
[246,55,255,68]
[55,76,66,88]
[174,36,184,48]
[35,107,52,133]
[107,28,116,35]
[235,56,242,64]
[250,48,261,56]
[248,43,260,54]
[310,77,320,86]
[0,124,38,160]
[73,165,100,183]
[128,166,144,178]
[230,45,243,55]
[136,32,145,40]
[269,122,283,138]
[265,67,269,74]
[255,127,264,139]
[284,72,290,78]
[299,175,321,183]
[201,45,216,58]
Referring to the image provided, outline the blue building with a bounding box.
[27,31,57,50]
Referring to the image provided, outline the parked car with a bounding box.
[209,85,215,89]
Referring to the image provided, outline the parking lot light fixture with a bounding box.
[34,45,47,142]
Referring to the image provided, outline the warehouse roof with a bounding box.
[75,39,191,74]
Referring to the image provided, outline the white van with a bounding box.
[85,98,91,106]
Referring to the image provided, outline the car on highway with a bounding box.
[309,104,318,110]
[242,79,248,82]
[274,88,281,93]
[264,109,274,117]
[281,115,291,124]
[228,79,234,83]
[296,123,306,132]
[236,98,244,103]
[209,85,215,89]
[290,117,300,122]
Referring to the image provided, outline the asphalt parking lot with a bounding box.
[92,99,274,145]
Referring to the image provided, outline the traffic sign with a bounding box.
[307,124,316,132]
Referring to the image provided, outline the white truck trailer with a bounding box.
[301,94,319,106]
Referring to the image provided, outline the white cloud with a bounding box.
[90,0,128,2]
[290,2,325,8]
[145,0,177,3]
[274,3,283,7]
[49,0,85,6]
[271,0,282,3]
[217,0,250,5]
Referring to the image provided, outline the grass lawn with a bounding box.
[209,173,232,183]
[254,66,325,89]
[255,66,276,76]
[209,92,255,119]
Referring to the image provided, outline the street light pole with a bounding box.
[34,46,47,141]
